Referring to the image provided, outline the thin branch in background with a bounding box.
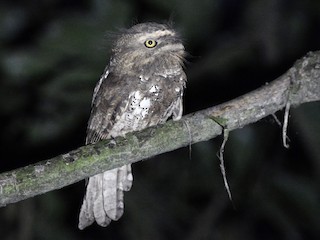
[272,113,282,126]
[217,129,233,203]
[282,102,291,148]
[271,113,291,144]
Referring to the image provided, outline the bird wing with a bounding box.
[86,69,130,144]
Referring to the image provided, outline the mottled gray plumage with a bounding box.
[78,22,187,229]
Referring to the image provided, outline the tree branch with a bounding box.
[1,51,320,207]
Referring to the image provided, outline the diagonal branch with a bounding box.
[1,51,320,208]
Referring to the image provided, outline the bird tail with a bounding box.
[78,164,133,230]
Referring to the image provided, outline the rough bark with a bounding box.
[1,51,320,207]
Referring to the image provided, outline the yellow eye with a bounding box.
[144,39,157,48]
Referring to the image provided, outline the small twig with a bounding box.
[272,113,290,144]
[282,102,291,148]
[217,129,233,202]
[271,113,282,126]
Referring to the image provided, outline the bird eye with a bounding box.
[144,39,157,48]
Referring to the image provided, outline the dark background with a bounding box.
[1,0,320,239]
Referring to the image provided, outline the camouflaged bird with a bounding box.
[78,22,187,229]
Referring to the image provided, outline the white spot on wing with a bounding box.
[127,173,133,181]
[134,91,142,100]
[139,98,151,109]
[139,75,149,82]
[149,85,158,93]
